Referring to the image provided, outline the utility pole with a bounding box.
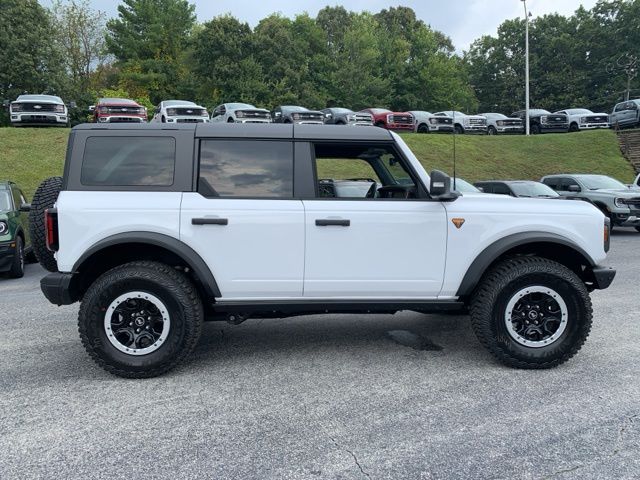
[522,0,530,136]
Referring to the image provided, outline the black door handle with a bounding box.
[192,217,228,225]
[315,219,350,227]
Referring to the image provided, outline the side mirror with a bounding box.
[429,170,459,201]
[476,186,484,192]
[2,99,9,108]
[19,203,31,213]
[568,185,580,192]
[88,105,95,112]
[68,101,77,109]
[274,111,282,118]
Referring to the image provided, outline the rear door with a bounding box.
[301,141,447,298]
[180,138,304,299]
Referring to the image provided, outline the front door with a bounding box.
[302,142,447,298]
[180,139,304,299]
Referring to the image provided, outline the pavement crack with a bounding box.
[328,435,371,479]
[611,413,637,456]
[198,389,211,416]
[540,464,582,479]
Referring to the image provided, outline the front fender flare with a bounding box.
[456,231,596,297]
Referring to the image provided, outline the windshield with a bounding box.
[577,175,627,190]
[482,113,507,119]
[565,108,592,115]
[0,191,12,211]
[17,95,63,103]
[368,108,391,114]
[228,103,255,109]
[451,178,480,193]
[283,106,307,112]
[330,108,353,114]
[509,182,559,197]
[530,109,551,115]
[164,100,195,107]
[99,98,137,105]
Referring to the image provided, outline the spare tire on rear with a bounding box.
[29,176,62,272]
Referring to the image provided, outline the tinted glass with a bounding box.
[0,191,11,211]
[509,182,559,197]
[576,175,626,190]
[82,137,175,186]
[199,140,293,198]
[492,184,512,195]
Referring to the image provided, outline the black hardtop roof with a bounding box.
[71,123,394,141]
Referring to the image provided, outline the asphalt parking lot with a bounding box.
[1,233,639,480]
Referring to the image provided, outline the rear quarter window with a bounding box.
[81,136,176,186]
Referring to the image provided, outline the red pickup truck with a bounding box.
[359,108,414,131]
[92,98,147,123]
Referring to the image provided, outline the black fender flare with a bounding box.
[72,232,222,298]
[456,231,596,297]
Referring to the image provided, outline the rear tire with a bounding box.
[417,123,429,133]
[29,176,62,272]
[8,237,25,279]
[470,256,592,369]
[78,261,203,378]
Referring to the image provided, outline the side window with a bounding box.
[81,136,176,186]
[492,184,512,195]
[558,177,579,191]
[11,187,21,209]
[478,184,493,193]
[220,105,226,115]
[542,178,558,190]
[312,143,417,199]
[198,140,293,198]
[630,102,638,111]
[614,103,623,112]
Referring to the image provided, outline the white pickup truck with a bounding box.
[31,124,615,377]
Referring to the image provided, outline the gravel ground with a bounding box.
[0,232,638,479]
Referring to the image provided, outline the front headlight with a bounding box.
[0,221,8,235]
[54,104,65,113]
[580,117,587,123]
[614,197,627,208]
[540,115,548,124]
[387,114,393,123]
[497,120,504,126]
[99,106,108,113]
[166,108,177,116]
[346,114,354,122]
[236,111,245,118]
[429,118,437,124]
[201,110,208,117]
[10,103,22,112]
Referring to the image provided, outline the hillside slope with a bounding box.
[0,127,633,198]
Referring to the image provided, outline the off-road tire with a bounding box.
[470,256,592,369]
[8,237,25,278]
[29,176,62,272]
[78,261,203,378]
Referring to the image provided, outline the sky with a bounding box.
[41,0,600,52]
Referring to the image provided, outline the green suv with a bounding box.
[0,181,32,278]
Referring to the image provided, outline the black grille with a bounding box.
[175,108,205,116]
[585,115,608,123]
[502,119,522,126]
[239,110,270,119]
[546,115,567,124]
[468,117,486,125]
[391,114,413,124]
[15,103,58,112]
[109,117,142,123]
[354,114,373,123]
[297,113,323,121]
[106,106,141,114]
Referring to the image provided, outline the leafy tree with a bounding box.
[51,0,108,101]
[105,0,196,102]
[0,0,67,101]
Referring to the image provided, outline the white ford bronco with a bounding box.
[32,124,616,378]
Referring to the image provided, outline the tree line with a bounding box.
[1,0,639,125]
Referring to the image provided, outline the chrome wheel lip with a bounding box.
[504,286,568,348]
[104,291,170,356]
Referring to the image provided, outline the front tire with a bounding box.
[78,261,203,378]
[8,237,25,278]
[488,126,497,135]
[569,122,579,132]
[470,256,592,369]
[417,123,429,133]
[454,124,464,135]
[531,124,541,134]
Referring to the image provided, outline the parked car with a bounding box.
[151,100,209,124]
[321,108,373,126]
[511,109,569,134]
[433,111,487,134]
[7,95,69,127]
[629,173,640,190]
[451,177,481,193]
[211,103,271,123]
[480,113,524,135]
[34,123,615,377]
[359,108,414,131]
[410,111,454,134]
[0,181,32,278]
[554,108,609,132]
[475,180,563,198]
[272,106,324,124]
[609,99,640,129]
[541,174,640,230]
[91,98,147,123]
